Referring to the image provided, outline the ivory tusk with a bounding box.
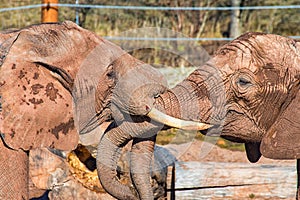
[146,108,213,131]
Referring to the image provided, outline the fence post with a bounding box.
[41,0,59,23]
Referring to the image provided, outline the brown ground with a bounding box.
[163,141,296,200]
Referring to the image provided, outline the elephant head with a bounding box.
[0,21,210,199]
[155,32,299,161]
[201,32,300,161]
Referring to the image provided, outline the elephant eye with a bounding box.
[237,77,252,87]
[106,65,115,79]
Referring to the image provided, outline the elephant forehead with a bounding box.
[213,43,257,73]
[213,32,299,74]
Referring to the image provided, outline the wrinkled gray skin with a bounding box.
[200,33,300,198]
[164,32,299,199]
[102,32,300,199]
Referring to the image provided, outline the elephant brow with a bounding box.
[34,61,74,93]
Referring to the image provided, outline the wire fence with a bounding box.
[1,3,300,40]
[1,3,300,12]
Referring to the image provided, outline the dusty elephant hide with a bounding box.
[0,21,178,200]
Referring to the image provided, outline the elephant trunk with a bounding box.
[127,67,219,199]
[96,118,160,200]
[128,79,214,198]
[154,66,220,129]
[97,66,217,199]
[96,123,137,200]
[130,135,157,200]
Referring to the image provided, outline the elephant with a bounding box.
[160,32,299,198]
[169,32,299,197]
[191,32,300,198]
[97,32,300,199]
[209,33,300,198]
[0,21,210,199]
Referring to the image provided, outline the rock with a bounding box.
[48,176,115,200]
[29,147,114,199]
[29,148,69,198]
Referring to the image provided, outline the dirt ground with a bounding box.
[163,140,296,200]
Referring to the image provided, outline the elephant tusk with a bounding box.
[147,108,213,131]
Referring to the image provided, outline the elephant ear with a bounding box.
[0,22,99,151]
[260,78,300,159]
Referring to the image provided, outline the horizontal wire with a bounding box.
[1,3,300,13]
[104,36,233,41]
[104,36,300,41]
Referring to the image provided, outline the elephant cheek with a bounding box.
[127,90,157,115]
[221,112,264,142]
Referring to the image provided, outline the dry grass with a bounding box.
[156,128,245,151]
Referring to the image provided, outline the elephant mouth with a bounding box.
[221,135,248,143]
[200,125,222,136]
[212,110,265,143]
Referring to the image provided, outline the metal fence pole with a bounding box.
[41,0,59,23]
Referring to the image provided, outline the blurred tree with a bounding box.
[75,0,94,27]
[229,0,241,38]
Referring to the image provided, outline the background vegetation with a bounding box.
[1,0,299,39]
[1,0,299,59]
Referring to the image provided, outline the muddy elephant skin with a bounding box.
[0,21,183,199]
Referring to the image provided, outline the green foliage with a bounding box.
[249,193,256,198]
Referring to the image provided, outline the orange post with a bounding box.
[41,0,58,23]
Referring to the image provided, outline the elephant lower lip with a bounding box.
[221,135,246,143]
[200,124,221,136]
